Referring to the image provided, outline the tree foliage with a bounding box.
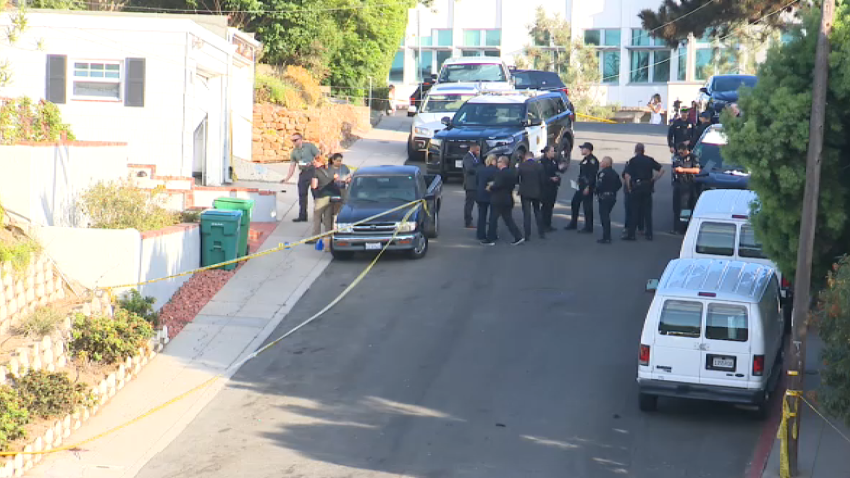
[721,4,850,283]
[639,0,796,45]
[817,255,850,426]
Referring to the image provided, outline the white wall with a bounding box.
[139,225,200,311]
[0,144,130,227]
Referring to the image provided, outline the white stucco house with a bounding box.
[0,9,260,186]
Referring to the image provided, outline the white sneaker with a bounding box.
[511,238,525,246]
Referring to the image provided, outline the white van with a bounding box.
[680,189,792,305]
[407,83,480,161]
[436,57,513,91]
[637,258,784,416]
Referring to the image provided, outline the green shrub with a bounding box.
[0,97,75,145]
[80,180,179,232]
[118,289,159,327]
[14,370,90,419]
[0,235,40,278]
[255,73,303,109]
[817,255,850,426]
[17,307,64,338]
[0,386,29,450]
[69,309,154,364]
[179,210,202,224]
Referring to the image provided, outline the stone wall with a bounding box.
[0,256,67,329]
[251,102,371,163]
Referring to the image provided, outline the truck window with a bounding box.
[696,222,736,256]
[738,224,767,258]
[421,94,475,113]
[454,103,525,126]
[349,176,417,202]
[658,300,703,338]
[439,63,506,83]
[705,303,748,342]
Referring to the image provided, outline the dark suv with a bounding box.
[426,92,573,179]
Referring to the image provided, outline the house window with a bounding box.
[695,48,739,81]
[599,51,620,84]
[584,29,621,47]
[434,29,453,47]
[631,29,665,47]
[586,29,620,83]
[72,61,122,100]
[417,50,434,80]
[461,49,500,57]
[463,29,501,47]
[436,50,452,70]
[676,44,687,81]
[419,35,432,47]
[628,29,670,84]
[389,51,404,82]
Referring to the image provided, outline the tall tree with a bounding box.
[639,0,796,45]
[721,4,850,283]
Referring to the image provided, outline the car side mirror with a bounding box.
[699,87,709,94]
[529,118,542,127]
[441,116,451,127]
[646,279,659,293]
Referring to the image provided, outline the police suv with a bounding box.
[407,83,480,161]
[426,91,573,179]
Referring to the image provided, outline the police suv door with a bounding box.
[525,100,546,152]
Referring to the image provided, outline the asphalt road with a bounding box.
[137,119,765,478]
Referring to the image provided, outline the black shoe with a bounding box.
[578,229,593,234]
[511,238,526,246]
[564,224,577,230]
[622,236,636,241]
[545,227,557,233]
[597,239,611,244]
[480,240,496,246]
[293,217,307,223]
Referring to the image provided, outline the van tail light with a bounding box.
[732,214,748,219]
[639,344,650,366]
[781,277,792,289]
[753,355,765,376]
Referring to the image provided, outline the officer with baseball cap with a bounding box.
[565,142,599,233]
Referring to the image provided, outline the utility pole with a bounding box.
[785,0,835,476]
[417,8,422,84]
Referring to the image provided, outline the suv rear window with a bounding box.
[705,303,748,342]
[738,224,767,258]
[659,300,702,338]
[696,222,736,256]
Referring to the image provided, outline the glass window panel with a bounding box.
[420,36,432,47]
[389,51,404,82]
[630,51,649,83]
[696,221,736,256]
[695,48,713,81]
[654,50,671,83]
[677,46,687,81]
[705,303,748,342]
[631,29,650,46]
[436,50,452,70]
[602,51,620,83]
[718,49,739,74]
[436,29,453,46]
[464,30,481,47]
[105,64,120,71]
[418,50,433,80]
[739,225,768,259]
[659,300,703,338]
[584,29,600,46]
[485,29,501,47]
[73,81,120,99]
[484,50,500,57]
[603,29,621,47]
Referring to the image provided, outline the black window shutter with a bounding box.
[125,58,145,107]
[45,55,67,104]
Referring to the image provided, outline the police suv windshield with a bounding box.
[693,142,746,172]
[348,175,417,202]
[421,94,475,113]
[713,76,758,92]
[452,102,525,126]
[439,63,506,83]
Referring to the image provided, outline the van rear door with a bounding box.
[650,299,703,384]
[699,302,752,388]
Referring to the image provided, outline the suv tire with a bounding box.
[407,235,428,260]
[425,209,439,239]
[407,138,423,162]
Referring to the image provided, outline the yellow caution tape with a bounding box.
[575,113,618,124]
[0,200,426,456]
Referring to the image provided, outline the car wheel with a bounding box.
[559,137,573,161]
[425,209,439,239]
[638,393,658,412]
[407,235,428,260]
[330,245,354,261]
[407,138,419,161]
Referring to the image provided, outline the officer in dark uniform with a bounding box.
[621,158,645,238]
[539,145,561,232]
[667,107,694,155]
[692,111,712,145]
[566,142,599,233]
[623,143,665,241]
[671,142,701,234]
[595,156,622,244]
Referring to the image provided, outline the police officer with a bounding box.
[566,142,599,233]
[623,143,665,241]
[462,143,482,229]
[667,107,694,155]
[595,156,622,244]
[539,145,561,232]
[283,133,320,222]
[692,111,712,145]
[620,157,643,238]
[671,142,701,235]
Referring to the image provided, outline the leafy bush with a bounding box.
[179,210,202,224]
[282,65,323,106]
[80,180,179,232]
[0,97,75,144]
[14,370,90,419]
[0,386,29,450]
[255,73,303,108]
[817,255,850,426]
[69,309,154,364]
[17,307,64,338]
[118,289,159,327]
[0,234,40,278]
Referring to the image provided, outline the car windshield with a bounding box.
[693,141,746,172]
[453,103,525,126]
[513,72,564,90]
[713,76,758,92]
[421,94,475,113]
[439,63,506,83]
[349,175,418,202]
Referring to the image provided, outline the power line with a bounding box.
[646,0,721,35]
[41,1,415,15]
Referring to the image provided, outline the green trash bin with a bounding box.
[213,197,255,257]
[200,209,243,270]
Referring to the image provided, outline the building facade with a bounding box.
[392,0,782,116]
[0,10,260,186]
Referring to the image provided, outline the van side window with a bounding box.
[705,303,748,342]
[659,300,703,338]
[696,222,736,256]
[739,224,768,258]
[759,276,781,336]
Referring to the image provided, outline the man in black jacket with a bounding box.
[462,143,482,229]
[566,142,599,233]
[667,108,694,154]
[623,143,665,241]
[595,156,622,244]
[539,146,561,232]
[692,111,712,145]
[518,151,546,240]
[482,156,524,246]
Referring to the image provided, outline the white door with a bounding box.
[650,299,704,384]
[699,302,752,388]
[526,101,546,153]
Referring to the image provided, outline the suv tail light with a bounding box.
[753,355,765,376]
[639,344,650,366]
[781,277,792,289]
[561,87,570,96]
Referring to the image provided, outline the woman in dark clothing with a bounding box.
[475,154,499,241]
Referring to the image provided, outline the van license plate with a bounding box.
[455,160,463,169]
[709,355,735,370]
[364,243,382,250]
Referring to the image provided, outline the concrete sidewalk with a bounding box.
[761,330,850,478]
[28,114,411,478]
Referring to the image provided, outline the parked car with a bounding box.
[331,166,442,260]
[692,124,750,190]
[436,57,514,92]
[697,74,758,119]
[511,69,575,121]
[427,92,573,180]
[408,83,480,161]
[638,258,785,417]
[679,189,793,317]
